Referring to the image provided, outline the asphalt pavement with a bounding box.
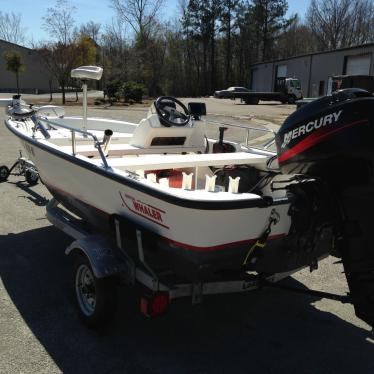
[0,102,373,374]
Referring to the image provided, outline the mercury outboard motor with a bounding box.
[276,88,374,327]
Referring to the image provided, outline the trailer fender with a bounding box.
[65,235,126,279]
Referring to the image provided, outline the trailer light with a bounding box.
[140,292,170,317]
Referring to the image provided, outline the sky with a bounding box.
[0,0,310,46]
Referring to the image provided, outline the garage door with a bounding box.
[345,54,371,75]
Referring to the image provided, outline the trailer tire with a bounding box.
[287,95,296,104]
[73,253,117,328]
[246,97,259,105]
[0,165,10,182]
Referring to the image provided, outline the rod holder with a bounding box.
[136,169,145,178]
[205,175,217,192]
[228,176,240,193]
[182,172,193,190]
[30,115,51,139]
[159,178,169,187]
[82,81,88,133]
[147,173,157,183]
[101,129,113,156]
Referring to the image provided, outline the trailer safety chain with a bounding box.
[242,209,280,265]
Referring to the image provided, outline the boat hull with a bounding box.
[8,123,298,280]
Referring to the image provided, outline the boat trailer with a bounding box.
[45,198,350,328]
[0,151,39,185]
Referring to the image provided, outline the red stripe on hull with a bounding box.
[43,180,287,253]
[163,234,286,252]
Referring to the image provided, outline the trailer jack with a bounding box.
[0,151,39,185]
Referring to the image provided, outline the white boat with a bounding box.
[5,66,374,328]
[4,66,319,281]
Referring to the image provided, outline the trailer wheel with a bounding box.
[25,169,39,186]
[246,97,259,105]
[73,253,117,328]
[0,165,10,182]
[287,95,296,104]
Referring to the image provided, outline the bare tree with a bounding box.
[276,14,317,58]
[101,18,130,80]
[0,12,27,45]
[307,0,374,50]
[344,0,374,46]
[41,0,79,103]
[42,0,76,45]
[38,37,96,104]
[80,21,101,44]
[111,0,164,42]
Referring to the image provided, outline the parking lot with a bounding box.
[0,98,373,374]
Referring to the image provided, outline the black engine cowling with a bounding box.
[276,89,374,185]
[276,89,374,327]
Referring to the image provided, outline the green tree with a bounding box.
[4,50,24,94]
[252,0,289,61]
[73,35,97,100]
[234,2,257,85]
[220,0,241,86]
[187,0,222,94]
[74,35,97,67]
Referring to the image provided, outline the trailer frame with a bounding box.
[46,198,301,326]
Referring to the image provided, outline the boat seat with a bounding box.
[90,152,268,171]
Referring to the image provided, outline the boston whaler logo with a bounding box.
[281,110,343,148]
[119,192,169,229]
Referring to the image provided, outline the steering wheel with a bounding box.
[154,96,191,127]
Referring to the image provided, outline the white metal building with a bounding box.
[250,43,374,97]
[0,39,58,94]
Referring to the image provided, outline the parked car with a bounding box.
[214,86,250,98]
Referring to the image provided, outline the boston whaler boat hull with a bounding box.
[6,67,374,328]
[8,122,301,281]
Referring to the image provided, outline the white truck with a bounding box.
[228,77,303,104]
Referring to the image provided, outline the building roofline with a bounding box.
[0,39,33,52]
[251,43,374,67]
